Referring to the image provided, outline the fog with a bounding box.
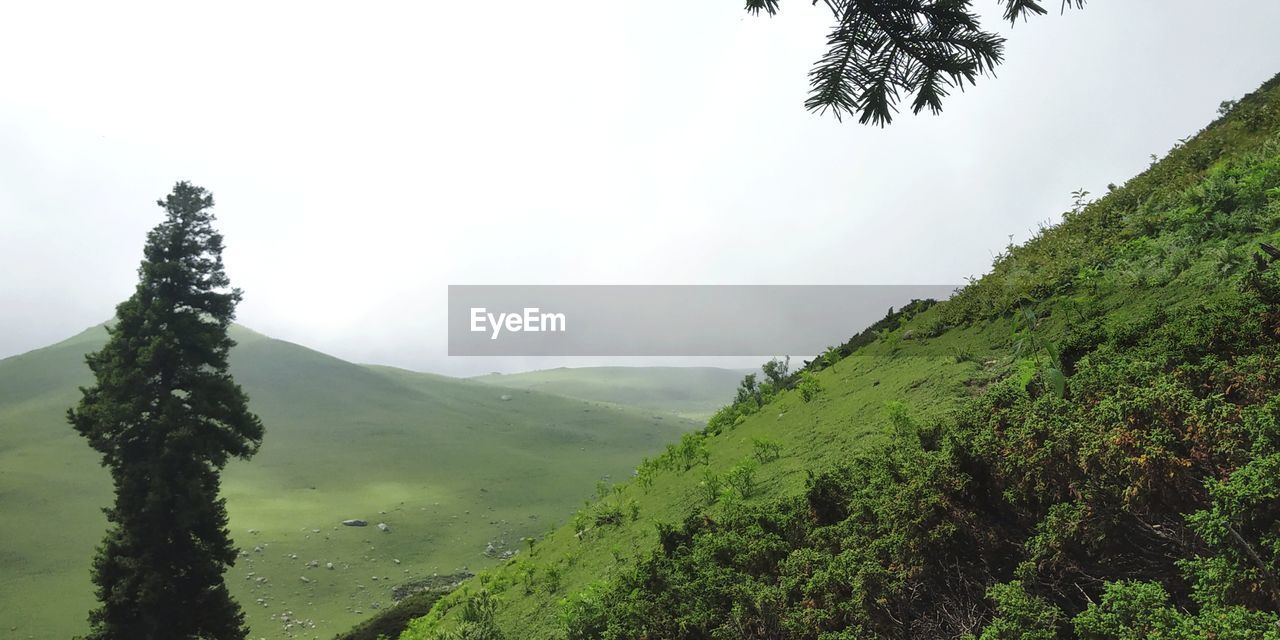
[3,1,1279,375]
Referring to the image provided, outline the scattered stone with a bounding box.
[377,522,390,532]
[499,394,512,401]
[341,519,368,527]
[326,562,335,570]
[299,576,311,583]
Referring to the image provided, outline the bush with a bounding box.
[797,371,821,402]
[722,459,758,499]
[751,437,783,463]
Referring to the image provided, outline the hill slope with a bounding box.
[0,325,695,640]
[472,367,750,421]
[400,73,1280,639]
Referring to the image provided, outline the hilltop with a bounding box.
[0,325,697,639]
[400,73,1280,639]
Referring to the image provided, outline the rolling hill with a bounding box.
[0,325,697,640]
[398,74,1280,639]
[472,366,750,421]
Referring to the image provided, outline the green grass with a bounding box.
[402,74,1280,640]
[407,332,1001,639]
[472,366,750,421]
[0,325,697,640]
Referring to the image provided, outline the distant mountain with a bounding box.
[473,366,750,421]
[0,324,696,640]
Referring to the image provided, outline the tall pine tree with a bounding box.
[69,182,264,640]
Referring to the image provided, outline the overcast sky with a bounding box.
[3,1,1279,376]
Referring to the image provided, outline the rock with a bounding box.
[299,576,311,583]
[326,562,334,570]
[377,522,390,532]
[499,394,512,401]
[341,519,368,527]
[393,558,401,565]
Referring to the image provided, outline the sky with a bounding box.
[2,1,1279,376]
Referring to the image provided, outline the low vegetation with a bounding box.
[401,74,1280,639]
[0,328,696,639]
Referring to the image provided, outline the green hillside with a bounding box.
[399,74,1280,639]
[473,367,750,421]
[0,325,695,640]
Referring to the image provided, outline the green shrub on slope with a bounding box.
[399,73,1280,640]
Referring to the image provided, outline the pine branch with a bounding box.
[747,0,1079,123]
[744,0,780,16]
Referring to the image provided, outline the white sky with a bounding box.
[2,1,1279,376]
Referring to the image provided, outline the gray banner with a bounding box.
[448,285,957,356]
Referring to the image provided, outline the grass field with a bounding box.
[0,325,697,640]
[400,72,1280,640]
[473,366,749,421]
[407,338,997,639]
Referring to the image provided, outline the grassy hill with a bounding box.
[0,325,696,640]
[399,74,1280,639]
[472,367,750,421]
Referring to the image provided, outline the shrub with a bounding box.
[751,437,783,463]
[723,459,758,499]
[797,371,821,402]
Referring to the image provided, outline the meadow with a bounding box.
[0,325,703,639]
[403,73,1280,639]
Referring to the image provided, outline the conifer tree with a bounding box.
[69,182,263,640]
[747,0,1086,124]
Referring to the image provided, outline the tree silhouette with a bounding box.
[69,182,263,640]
